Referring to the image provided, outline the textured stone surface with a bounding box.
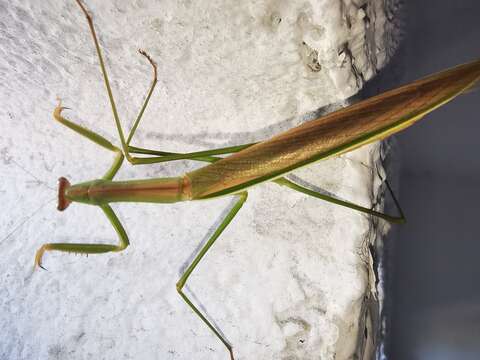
[0,1,396,359]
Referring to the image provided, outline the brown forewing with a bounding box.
[187,59,480,199]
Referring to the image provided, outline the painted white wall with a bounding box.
[0,1,395,359]
[386,1,480,359]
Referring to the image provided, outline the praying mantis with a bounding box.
[33,1,480,359]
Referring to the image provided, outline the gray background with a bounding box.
[378,1,480,359]
[0,2,384,359]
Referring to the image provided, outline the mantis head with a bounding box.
[57,177,72,211]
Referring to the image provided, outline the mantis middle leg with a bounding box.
[74,0,252,167]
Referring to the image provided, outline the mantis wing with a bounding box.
[187,59,480,199]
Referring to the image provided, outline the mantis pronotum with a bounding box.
[34,1,480,359]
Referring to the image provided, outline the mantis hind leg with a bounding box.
[275,177,405,224]
[124,144,405,224]
[176,192,248,360]
[35,205,129,269]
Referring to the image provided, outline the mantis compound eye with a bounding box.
[57,177,72,211]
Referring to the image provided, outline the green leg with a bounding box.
[125,144,405,224]
[53,105,123,180]
[274,177,405,224]
[126,50,158,146]
[75,0,232,167]
[127,143,256,165]
[59,1,158,177]
[35,204,129,269]
[75,0,131,161]
[176,192,248,360]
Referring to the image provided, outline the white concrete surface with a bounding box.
[0,1,396,359]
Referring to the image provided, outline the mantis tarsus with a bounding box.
[35,1,480,359]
